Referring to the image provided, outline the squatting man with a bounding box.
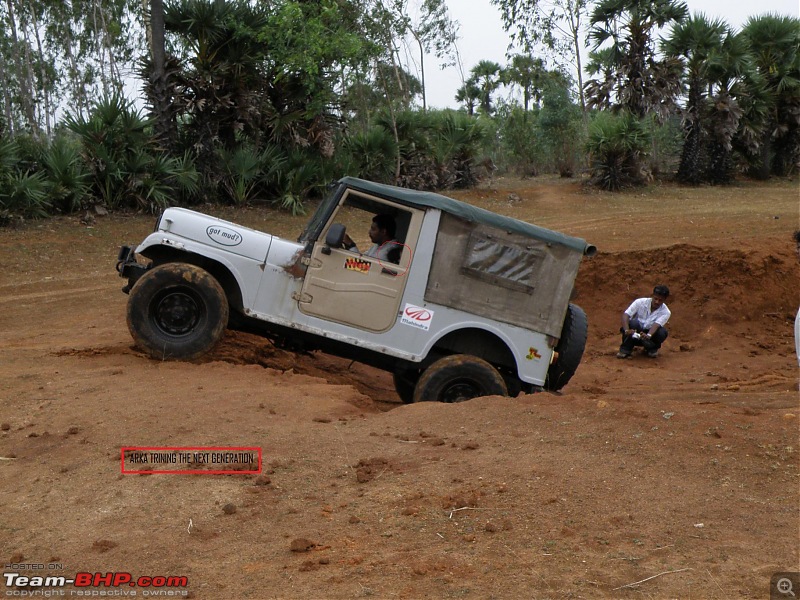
[617,285,671,359]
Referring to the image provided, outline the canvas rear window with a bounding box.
[461,231,544,293]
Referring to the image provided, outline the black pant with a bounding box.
[619,318,668,353]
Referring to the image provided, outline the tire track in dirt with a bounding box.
[0,284,116,304]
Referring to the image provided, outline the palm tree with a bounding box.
[469,60,504,115]
[455,80,481,116]
[702,31,757,184]
[741,14,800,178]
[663,13,728,184]
[165,0,270,147]
[587,0,688,120]
[502,55,549,112]
[142,0,176,152]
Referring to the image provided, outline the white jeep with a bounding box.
[116,177,596,402]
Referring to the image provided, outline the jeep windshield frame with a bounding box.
[297,181,348,248]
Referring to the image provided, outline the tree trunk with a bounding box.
[375,59,401,183]
[97,0,122,91]
[29,0,52,136]
[5,0,38,135]
[20,20,41,136]
[62,10,91,118]
[388,42,406,104]
[146,0,174,151]
[90,0,109,96]
[413,31,426,111]
[0,52,13,136]
[569,7,587,125]
[677,82,703,184]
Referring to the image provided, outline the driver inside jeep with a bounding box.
[342,213,402,264]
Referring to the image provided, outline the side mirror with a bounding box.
[323,223,346,255]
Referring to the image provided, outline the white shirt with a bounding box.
[364,241,401,263]
[625,297,671,330]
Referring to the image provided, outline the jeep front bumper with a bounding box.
[116,246,149,294]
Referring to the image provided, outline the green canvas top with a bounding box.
[339,177,595,255]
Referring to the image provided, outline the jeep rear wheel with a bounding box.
[413,355,508,403]
[545,303,587,392]
[126,263,229,360]
[392,370,420,404]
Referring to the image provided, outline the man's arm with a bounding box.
[643,324,661,339]
[621,312,632,334]
[621,299,639,334]
[342,233,358,252]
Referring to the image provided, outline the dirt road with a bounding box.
[1,177,798,599]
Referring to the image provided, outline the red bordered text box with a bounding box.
[120,446,262,475]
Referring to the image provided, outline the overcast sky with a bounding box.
[419,0,800,109]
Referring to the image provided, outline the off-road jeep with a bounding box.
[116,177,596,402]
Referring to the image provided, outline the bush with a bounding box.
[356,109,490,190]
[586,112,652,191]
[66,94,198,213]
[0,138,51,224]
[342,128,397,183]
[42,134,91,213]
[538,86,585,178]
[492,104,541,176]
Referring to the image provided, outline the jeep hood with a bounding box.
[146,207,275,262]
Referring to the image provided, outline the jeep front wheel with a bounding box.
[413,355,508,403]
[126,263,229,360]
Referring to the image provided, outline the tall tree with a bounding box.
[455,80,480,115]
[2,0,38,134]
[143,0,175,150]
[502,54,549,112]
[585,0,688,120]
[403,0,459,111]
[741,14,800,178]
[470,60,503,115]
[663,13,728,183]
[491,0,591,116]
[701,31,755,183]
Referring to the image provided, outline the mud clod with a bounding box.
[92,540,118,553]
[290,538,316,553]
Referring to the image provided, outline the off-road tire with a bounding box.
[413,355,508,403]
[545,303,587,391]
[392,371,420,404]
[126,263,229,360]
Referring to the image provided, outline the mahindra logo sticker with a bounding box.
[206,225,243,246]
[400,304,434,331]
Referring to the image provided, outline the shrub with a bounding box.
[42,135,91,213]
[66,94,197,213]
[0,138,51,223]
[586,112,652,190]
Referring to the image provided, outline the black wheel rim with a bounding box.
[151,287,203,337]
[439,379,484,403]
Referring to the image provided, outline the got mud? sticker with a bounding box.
[207,225,243,246]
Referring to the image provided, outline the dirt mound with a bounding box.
[205,330,399,406]
[576,241,798,338]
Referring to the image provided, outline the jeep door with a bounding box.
[298,190,423,332]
